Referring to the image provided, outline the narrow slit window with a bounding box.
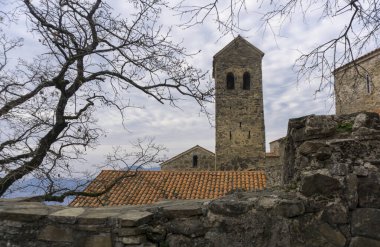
[239,122,242,128]
[229,131,232,140]
[192,155,198,168]
[248,131,251,139]
[243,72,251,90]
[366,74,372,94]
[226,72,235,90]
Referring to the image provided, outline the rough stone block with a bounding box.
[352,208,380,240]
[84,234,112,247]
[345,174,358,210]
[166,218,206,237]
[318,223,346,247]
[209,199,253,216]
[358,172,380,208]
[38,225,73,242]
[349,237,380,247]
[162,202,203,219]
[119,210,153,227]
[300,174,341,197]
[122,235,145,245]
[321,201,348,224]
[49,207,85,224]
[274,200,305,218]
[116,227,144,236]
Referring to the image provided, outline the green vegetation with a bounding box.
[336,122,353,132]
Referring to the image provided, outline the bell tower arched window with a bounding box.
[226,72,235,90]
[243,72,251,90]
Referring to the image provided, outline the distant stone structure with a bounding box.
[160,145,215,171]
[213,36,266,170]
[335,48,380,115]
[159,37,272,172]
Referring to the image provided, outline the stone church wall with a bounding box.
[1,112,380,247]
[214,37,266,170]
[161,146,215,171]
[335,49,380,115]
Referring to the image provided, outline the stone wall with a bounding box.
[214,36,266,170]
[160,146,215,171]
[1,112,380,247]
[335,49,380,115]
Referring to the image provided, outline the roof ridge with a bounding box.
[160,145,215,167]
[334,47,380,73]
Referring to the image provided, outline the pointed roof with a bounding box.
[334,47,380,74]
[160,145,214,168]
[69,170,266,207]
[213,35,265,60]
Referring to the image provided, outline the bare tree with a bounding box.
[0,0,213,200]
[176,0,380,92]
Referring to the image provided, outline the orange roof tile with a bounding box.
[70,170,266,207]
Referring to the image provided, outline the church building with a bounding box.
[161,36,267,171]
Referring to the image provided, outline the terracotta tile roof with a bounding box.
[70,170,266,207]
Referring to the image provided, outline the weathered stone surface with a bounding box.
[330,163,349,176]
[349,237,380,247]
[145,225,166,242]
[358,172,380,208]
[300,174,341,197]
[304,115,338,137]
[321,201,348,224]
[49,207,85,224]
[122,235,145,245]
[119,210,153,227]
[214,36,266,169]
[209,199,253,216]
[345,174,358,209]
[167,234,212,247]
[84,234,112,247]
[38,225,73,242]
[318,223,346,247]
[274,200,305,218]
[162,201,204,219]
[353,113,370,130]
[352,208,380,240]
[116,227,144,237]
[298,141,326,157]
[166,218,207,238]
[353,166,369,176]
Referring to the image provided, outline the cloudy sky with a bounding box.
[3,0,376,173]
[82,0,339,169]
[81,0,349,169]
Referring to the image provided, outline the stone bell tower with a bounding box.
[213,36,266,170]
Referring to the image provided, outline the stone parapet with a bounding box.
[1,112,380,247]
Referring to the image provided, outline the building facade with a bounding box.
[160,145,215,171]
[213,36,266,170]
[335,48,380,115]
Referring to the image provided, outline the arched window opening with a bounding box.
[192,155,198,168]
[243,72,251,90]
[226,73,235,90]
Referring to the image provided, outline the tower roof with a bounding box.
[213,35,264,60]
[212,36,264,78]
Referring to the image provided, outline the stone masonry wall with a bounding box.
[335,49,380,115]
[161,146,215,171]
[1,112,380,247]
[214,37,266,170]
